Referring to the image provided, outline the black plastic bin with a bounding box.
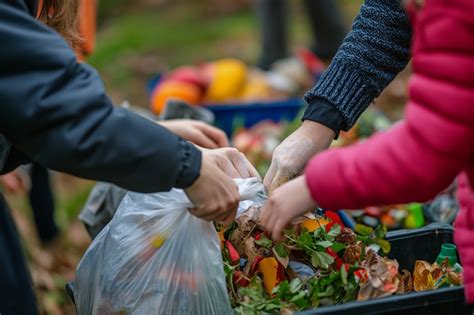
[300,223,470,315]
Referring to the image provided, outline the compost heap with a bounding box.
[219,208,463,314]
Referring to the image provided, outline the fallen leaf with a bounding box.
[244,237,260,268]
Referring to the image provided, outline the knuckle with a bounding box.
[227,147,240,157]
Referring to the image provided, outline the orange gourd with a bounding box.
[150,80,202,114]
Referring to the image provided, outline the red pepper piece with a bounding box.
[250,255,264,274]
[355,268,368,282]
[325,247,338,259]
[325,222,336,233]
[325,211,345,228]
[254,232,261,241]
[233,270,250,287]
[342,263,351,273]
[225,240,240,264]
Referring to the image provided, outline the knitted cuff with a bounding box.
[304,59,378,130]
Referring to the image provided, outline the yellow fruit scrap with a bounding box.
[301,217,330,232]
[258,257,283,295]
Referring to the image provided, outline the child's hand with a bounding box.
[259,175,317,241]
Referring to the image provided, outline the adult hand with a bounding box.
[184,149,240,224]
[199,147,260,179]
[158,119,229,149]
[259,175,317,241]
[264,120,335,192]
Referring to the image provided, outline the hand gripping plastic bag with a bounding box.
[75,177,265,315]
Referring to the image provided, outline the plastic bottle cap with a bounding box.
[436,243,458,266]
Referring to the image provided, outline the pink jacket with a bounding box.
[305,0,474,302]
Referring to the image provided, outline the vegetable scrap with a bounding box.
[217,211,463,314]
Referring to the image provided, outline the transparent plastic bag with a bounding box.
[75,177,265,315]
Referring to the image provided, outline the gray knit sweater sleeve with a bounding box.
[304,0,412,129]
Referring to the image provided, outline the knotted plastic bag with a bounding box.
[75,177,265,315]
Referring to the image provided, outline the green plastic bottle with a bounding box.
[436,243,458,266]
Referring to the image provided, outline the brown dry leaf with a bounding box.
[236,205,260,233]
[396,270,413,294]
[440,257,450,269]
[343,241,362,264]
[413,260,433,292]
[230,228,247,256]
[292,212,316,225]
[358,255,400,301]
[447,270,463,285]
[244,237,260,268]
[431,264,443,282]
[281,307,296,315]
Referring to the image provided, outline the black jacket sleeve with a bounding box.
[0,1,201,193]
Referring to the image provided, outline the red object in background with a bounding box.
[166,66,209,93]
[365,206,382,218]
[296,48,326,75]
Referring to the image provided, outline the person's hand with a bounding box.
[198,147,260,179]
[158,119,229,149]
[184,149,241,224]
[264,120,335,192]
[1,170,28,194]
[259,175,317,241]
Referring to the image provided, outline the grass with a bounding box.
[89,2,363,105]
[89,6,260,103]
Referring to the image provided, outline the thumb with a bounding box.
[269,169,292,194]
[263,160,277,190]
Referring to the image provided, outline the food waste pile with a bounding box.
[218,208,463,314]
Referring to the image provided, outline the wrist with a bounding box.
[300,120,336,148]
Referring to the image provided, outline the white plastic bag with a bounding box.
[75,178,265,315]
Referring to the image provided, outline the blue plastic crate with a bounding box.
[148,75,306,137]
[205,98,306,137]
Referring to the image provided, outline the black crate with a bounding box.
[300,223,471,315]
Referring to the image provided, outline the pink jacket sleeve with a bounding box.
[305,0,474,211]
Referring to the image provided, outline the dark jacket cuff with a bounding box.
[174,141,202,189]
[302,97,347,137]
[0,147,30,175]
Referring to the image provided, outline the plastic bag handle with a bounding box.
[237,177,266,201]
